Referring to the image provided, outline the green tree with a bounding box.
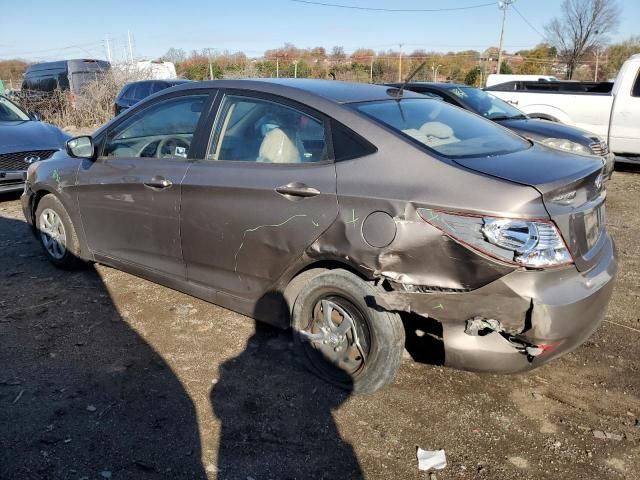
[464,67,483,86]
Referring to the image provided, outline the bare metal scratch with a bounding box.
[233,214,308,273]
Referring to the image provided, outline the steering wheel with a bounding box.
[156,136,190,158]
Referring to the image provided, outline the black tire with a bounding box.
[291,269,405,394]
[34,194,84,269]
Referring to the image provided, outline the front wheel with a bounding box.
[35,194,83,269]
[291,269,405,394]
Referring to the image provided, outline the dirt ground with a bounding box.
[1,168,639,480]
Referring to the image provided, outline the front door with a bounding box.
[75,93,210,278]
[181,92,338,301]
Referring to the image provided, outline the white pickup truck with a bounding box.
[486,54,640,162]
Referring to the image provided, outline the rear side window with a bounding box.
[208,95,328,164]
[331,121,377,161]
[633,72,640,98]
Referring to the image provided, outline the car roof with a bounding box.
[172,78,425,104]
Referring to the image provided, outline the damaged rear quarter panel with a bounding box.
[300,128,549,332]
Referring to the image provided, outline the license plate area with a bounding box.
[584,204,605,251]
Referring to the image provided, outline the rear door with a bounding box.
[75,91,212,278]
[180,91,338,300]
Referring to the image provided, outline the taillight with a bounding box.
[417,208,573,269]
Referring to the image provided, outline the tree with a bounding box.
[161,48,187,64]
[329,46,346,62]
[464,67,482,87]
[544,0,620,79]
[500,62,513,74]
[605,36,640,77]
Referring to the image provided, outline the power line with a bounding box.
[289,0,496,13]
[512,4,546,38]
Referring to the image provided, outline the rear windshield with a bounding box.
[70,71,104,92]
[353,98,529,158]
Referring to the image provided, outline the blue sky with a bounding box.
[2,0,639,61]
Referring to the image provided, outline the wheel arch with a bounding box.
[30,187,92,260]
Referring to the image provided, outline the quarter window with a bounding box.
[103,94,207,159]
[209,95,328,163]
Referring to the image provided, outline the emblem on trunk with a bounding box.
[24,155,41,164]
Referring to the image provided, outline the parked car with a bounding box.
[387,82,614,179]
[22,59,111,98]
[114,79,190,115]
[485,54,640,162]
[0,95,68,194]
[22,80,617,393]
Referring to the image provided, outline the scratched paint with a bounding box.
[51,169,62,186]
[234,214,309,273]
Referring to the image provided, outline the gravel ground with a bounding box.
[0,169,639,480]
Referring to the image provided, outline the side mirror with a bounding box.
[31,111,42,121]
[66,136,95,159]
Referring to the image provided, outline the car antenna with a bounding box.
[391,61,427,100]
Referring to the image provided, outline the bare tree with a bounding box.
[161,47,187,64]
[545,0,620,79]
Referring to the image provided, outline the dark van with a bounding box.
[22,59,111,95]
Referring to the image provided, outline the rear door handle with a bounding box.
[275,182,320,198]
[143,176,172,190]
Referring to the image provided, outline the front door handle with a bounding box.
[143,176,173,190]
[275,182,320,198]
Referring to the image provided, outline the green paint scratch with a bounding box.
[51,169,62,186]
[345,208,359,225]
[434,303,444,310]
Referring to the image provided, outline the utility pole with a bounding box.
[496,0,513,75]
[594,47,601,81]
[127,30,134,63]
[276,56,280,78]
[369,55,374,83]
[398,43,404,82]
[293,60,299,78]
[431,64,442,82]
[105,34,112,63]
[205,48,214,80]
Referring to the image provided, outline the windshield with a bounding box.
[354,98,529,158]
[447,86,525,120]
[0,96,30,121]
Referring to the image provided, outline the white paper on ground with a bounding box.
[417,448,447,471]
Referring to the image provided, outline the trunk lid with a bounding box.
[453,143,607,272]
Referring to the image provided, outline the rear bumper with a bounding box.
[378,233,618,373]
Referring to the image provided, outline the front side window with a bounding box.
[103,94,206,159]
[632,71,640,98]
[208,95,328,164]
[353,98,529,158]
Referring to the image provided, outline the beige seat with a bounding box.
[257,128,302,164]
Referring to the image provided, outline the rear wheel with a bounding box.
[35,194,83,269]
[291,269,405,394]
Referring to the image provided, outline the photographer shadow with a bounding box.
[211,292,363,479]
[0,213,204,479]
